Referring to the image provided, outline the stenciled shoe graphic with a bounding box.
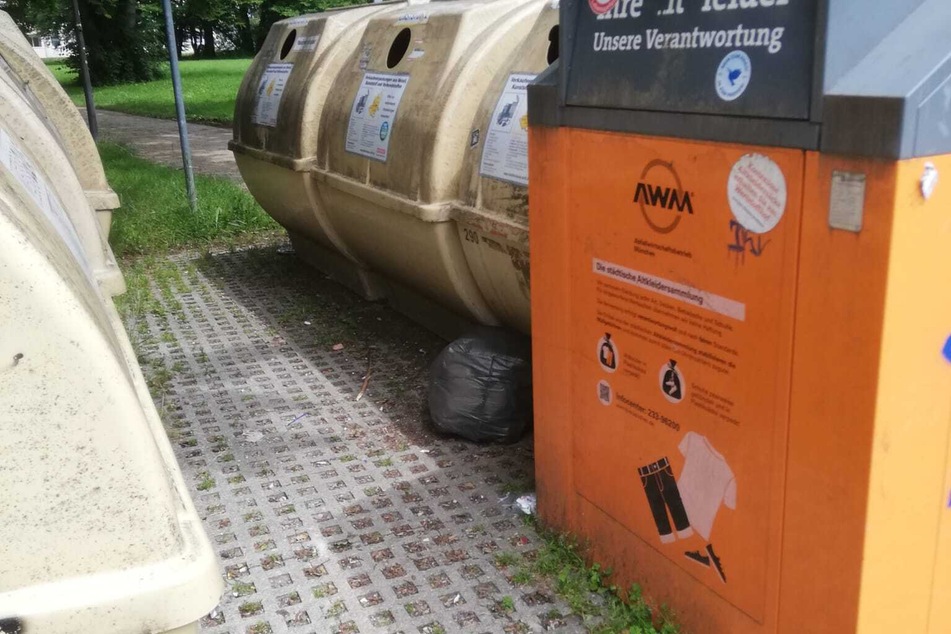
[706,544,727,583]
[684,550,710,568]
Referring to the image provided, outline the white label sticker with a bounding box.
[828,171,866,232]
[292,35,321,52]
[408,48,425,61]
[358,45,372,70]
[727,153,787,234]
[479,73,536,187]
[715,50,752,102]
[252,63,293,127]
[345,72,410,162]
[396,11,429,24]
[0,129,91,279]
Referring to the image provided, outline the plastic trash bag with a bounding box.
[428,327,532,444]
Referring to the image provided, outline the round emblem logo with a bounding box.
[715,50,752,102]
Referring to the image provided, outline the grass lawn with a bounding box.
[100,142,278,258]
[48,58,252,126]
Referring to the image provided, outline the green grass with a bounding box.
[522,518,680,633]
[99,142,278,258]
[48,58,252,125]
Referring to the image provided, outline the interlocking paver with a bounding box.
[133,243,579,633]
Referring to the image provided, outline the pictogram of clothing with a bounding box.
[638,457,693,544]
[677,432,736,541]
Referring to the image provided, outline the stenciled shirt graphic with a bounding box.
[677,432,736,541]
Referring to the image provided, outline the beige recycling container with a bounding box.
[0,11,120,238]
[450,4,558,334]
[0,24,223,634]
[0,66,124,296]
[313,0,548,328]
[231,2,424,298]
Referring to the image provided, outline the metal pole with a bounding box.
[70,0,97,140]
[160,0,198,212]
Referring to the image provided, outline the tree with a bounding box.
[76,0,164,84]
[2,0,370,79]
[2,0,164,85]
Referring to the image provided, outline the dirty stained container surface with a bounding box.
[0,11,120,238]
[0,75,124,296]
[314,0,549,327]
[231,2,418,297]
[0,131,222,633]
[450,4,559,334]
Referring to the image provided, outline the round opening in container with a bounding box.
[280,29,297,59]
[387,28,412,68]
[547,25,559,65]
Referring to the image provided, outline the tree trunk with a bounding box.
[75,0,161,85]
[190,28,202,57]
[175,25,185,59]
[202,23,216,58]
[237,6,255,55]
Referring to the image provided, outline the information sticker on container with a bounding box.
[292,35,320,52]
[396,11,429,25]
[480,73,536,187]
[345,72,410,162]
[252,63,293,127]
[727,153,787,234]
[0,128,92,280]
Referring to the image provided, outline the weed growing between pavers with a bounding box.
[503,516,681,633]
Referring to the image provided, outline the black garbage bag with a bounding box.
[428,327,532,444]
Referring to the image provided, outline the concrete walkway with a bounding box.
[88,109,241,182]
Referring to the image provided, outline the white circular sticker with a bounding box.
[728,154,787,234]
[715,50,752,102]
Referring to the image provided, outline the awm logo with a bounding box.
[634,159,693,235]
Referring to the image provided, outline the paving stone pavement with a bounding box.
[137,243,583,634]
[83,109,241,182]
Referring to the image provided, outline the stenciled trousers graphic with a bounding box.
[638,457,693,544]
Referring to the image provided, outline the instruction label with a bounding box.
[396,11,429,24]
[252,63,293,127]
[292,35,320,52]
[345,72,409,162]
[566,135,805,620]
[480,73,535,186]
[0,128,91,279]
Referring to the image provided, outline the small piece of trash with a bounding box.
[332,343,345,351]
[244,431,265,443]
[515,493,537,515]
[304,321,312,326]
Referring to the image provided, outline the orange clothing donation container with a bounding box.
[528,1,951,633]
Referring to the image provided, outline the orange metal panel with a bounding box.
[529,123,951,633]
[531,127,803,632]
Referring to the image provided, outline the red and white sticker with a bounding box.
[589,0,618,15]
[727,154,787,234]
